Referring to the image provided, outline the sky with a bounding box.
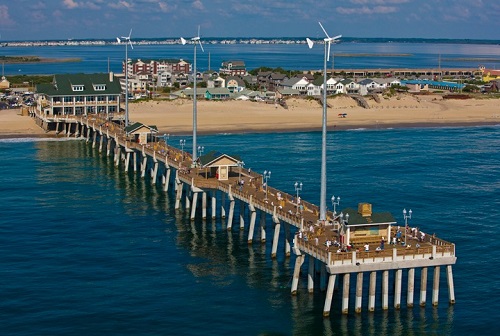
[0,0,499,41]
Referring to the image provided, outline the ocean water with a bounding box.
[1,125,499,335]
[2,42,500,75]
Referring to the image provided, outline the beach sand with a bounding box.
[1,94,499,137]
[0,108,46,138]
[128,94,500,135]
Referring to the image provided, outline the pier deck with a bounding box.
[30,110,457,316]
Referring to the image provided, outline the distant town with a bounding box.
[2,37,499,48]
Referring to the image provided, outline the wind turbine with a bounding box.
[117,29,133,128]
[180,26,204,166]
[306,22,341,222]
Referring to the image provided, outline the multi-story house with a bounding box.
[36,73,121,117]
[220,60,246,76]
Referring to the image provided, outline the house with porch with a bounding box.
[35,73,121,117]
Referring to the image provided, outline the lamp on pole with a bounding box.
[116,29,133,128]
[180,26,204,167]
[263,170,271,200]
[403,208,412,246]
[306,23,341,222]
[294,182,303,214]
[197,145,204,159]
[331,195,340,215]
[180,139,186,161]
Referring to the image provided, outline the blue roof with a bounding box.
[401,79,465,89]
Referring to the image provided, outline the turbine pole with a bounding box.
[192,43,198,166]
[320,39,328,221]
[125,42,129,127]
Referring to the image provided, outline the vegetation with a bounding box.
[6,75,53,86]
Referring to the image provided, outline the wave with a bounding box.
[0,137,85,143]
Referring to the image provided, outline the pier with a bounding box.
[29,109,457,317]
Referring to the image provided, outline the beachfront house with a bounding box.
[205,88,231,100]
[35,73,121,117]
[219,60,247,76]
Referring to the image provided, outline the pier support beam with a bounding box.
[174,175,183,210]
[394,269,402,309]
[323,274,337,317]
[342,273,350,314]
[133,152,138,172]
[202,192,207,220]
[368,271,377,312]
[115,146,121,167]
[291,254,304,295]
[382,270,389,310]
[190,191,199,220]
[407,268,415,308]
[446,265,456,305]
[420,267,428,307]
[220,192,226,218]
[163,165,171,192]
[211,191,216,219]
[284,223,291,257]
[140,152,148,178]
[125,152,131,172]
[308,256,314,293]
[151,161,158,185]
[227,193,235,231]
[271,218,280,259]
[355,272,363,313]
[247,203,256,243]
[106,137,112,156]
[99,134,104,153]
[239,201,245,230]
[432,266,440,306]
[260,211,266,243]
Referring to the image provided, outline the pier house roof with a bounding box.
[341,207,396,226]
[37,73,122,96]
[198,150,241,168]
[124,122,158,134]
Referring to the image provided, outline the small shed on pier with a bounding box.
[198,150,242,180]
[124,122,158,144]
[339,203,397,247]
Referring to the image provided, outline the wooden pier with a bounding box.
[30,109,457,317]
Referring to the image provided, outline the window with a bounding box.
[72,85,84,91]
[93,84,106,91]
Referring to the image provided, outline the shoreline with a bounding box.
[1,94,499,139]
[1,121,498,140]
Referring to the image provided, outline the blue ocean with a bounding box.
[1,41,500,335]
[1,125,499,335]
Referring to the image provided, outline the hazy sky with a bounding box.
[1,0,499,41]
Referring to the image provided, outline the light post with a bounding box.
[238,160,245,181]
[294,182,303,214]
[263,170,271,200]
[331,195,340,215]
[306,23,341,222]
[403,208,412,246]
[193,146,205,165]
[180,139,186,161]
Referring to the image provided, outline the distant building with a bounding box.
[219,60,246,76]
[36,73,122,117]
[0,76,10,90]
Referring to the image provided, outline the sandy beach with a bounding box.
[1,94,499,138]
[128,94,500,135]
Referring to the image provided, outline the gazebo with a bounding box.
[124,122,158,144]
[197,150,242,180]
